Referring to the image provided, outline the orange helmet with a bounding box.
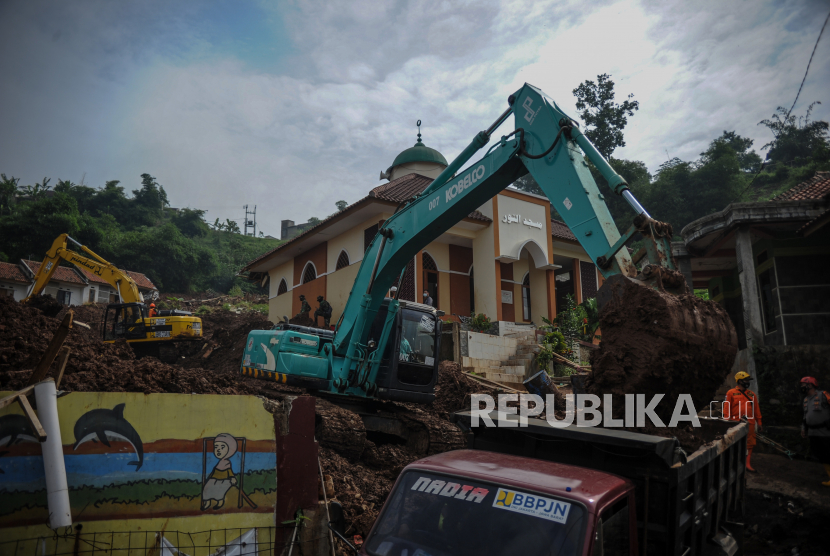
[800,376,818,387]
[150,303,156,308]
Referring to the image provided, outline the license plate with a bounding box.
[155,331,171,338]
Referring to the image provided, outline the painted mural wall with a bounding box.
[0,392,277,553]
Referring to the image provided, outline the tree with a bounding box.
[759,103,830,166]
[335,200,348,211]
[89,180,132,224]
[103,223,217,292]
[0,174,19,215]
[172,208,209,238]
[307,216,321,225]
[20,177,52,200]
[572,74,639,159]
[702,131,762,173]
[225,219,241,234]
[213,218,225,231]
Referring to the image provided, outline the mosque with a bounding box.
[245,124,601,326]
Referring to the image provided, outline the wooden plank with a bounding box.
[463,371,524,393]
[0,386,35,409]
[17,393,47,442]
[53,346,71,388]
[538,347,590,371]
[27,311,73,386]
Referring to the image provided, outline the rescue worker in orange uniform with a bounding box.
[148,303,157,318]
[725,371,762,472]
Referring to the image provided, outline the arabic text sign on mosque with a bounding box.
[501,214,543,229]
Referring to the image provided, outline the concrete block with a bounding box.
[483,372,523,383]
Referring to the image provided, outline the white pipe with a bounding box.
[34,379,72,529]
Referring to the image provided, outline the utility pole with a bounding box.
[243,205,257,237]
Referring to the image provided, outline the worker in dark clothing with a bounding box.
[423,289,434,307]
[800,376,830,486]
[314,295,333,328]
[298,295,311,318]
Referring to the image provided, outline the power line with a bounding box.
[741,9,830,197]
[786,9,830,118]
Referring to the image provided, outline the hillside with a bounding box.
[0,173,281,294]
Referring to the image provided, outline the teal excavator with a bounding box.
[240,83,736,404]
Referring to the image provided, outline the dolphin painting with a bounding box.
[0,414,38,447]
[73,403,144,471]
[0,414,39,474]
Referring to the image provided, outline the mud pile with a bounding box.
[0,297,493,538]
[319,361,491,537]
[178,308,273,373]
[588,275,738,424]
[0,296,256,396]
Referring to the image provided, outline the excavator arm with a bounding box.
[24,234,143,304]
[330,83,679,394]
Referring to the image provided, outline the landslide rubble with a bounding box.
[0,296,498,537]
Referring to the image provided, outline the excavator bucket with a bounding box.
[588,268,738,424]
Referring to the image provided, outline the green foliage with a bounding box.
[544,330,568,354]
[0,171,281,294]
[759,103,829,167]
[335,200,348,211]
[573,73,639,159]
[251,303,268,314]
[228,285,243,297]
[535,343,555,370]
[171,208,209,238]
[694,289,710,300]
[196,305,212,315]
[307,216,321,225]
[222,302,232,311]
[0,174,19,215]
[468,312,492,334]
[554,364,576,377]
[225,219,241,234]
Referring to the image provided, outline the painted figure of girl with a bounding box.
[201,433,238,510]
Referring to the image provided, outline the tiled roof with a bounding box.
[244,173,492,269]
[76,267,157,290]
[772,171,830,202]
[0,262,29,283]
[368,174,490,222]
[21,260,86,284]
[550,219,577,241]
[76,268,109,285]
[370,173,434,202]
[124,270,157,290]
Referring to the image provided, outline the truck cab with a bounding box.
[362,450,636,556]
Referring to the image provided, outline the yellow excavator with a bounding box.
[24,234,203,359]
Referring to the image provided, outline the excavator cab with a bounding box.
[103,303,148,341]
[369,299,442,403]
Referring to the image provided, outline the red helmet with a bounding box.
[800,376,818,387]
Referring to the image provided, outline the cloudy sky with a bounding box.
[1,0,828,237]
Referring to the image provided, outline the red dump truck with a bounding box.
[348,412,748,556]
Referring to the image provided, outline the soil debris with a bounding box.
[588,275,738,424]
[0,296,492,537]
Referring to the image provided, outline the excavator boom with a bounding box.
[25,234,143,303]
[241,83,737,409]
[24,233,203,359]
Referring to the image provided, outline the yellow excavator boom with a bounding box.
[24,233,143,303]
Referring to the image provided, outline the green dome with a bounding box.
[391,139,448,168]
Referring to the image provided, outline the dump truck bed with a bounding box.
[452,411,747,556]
